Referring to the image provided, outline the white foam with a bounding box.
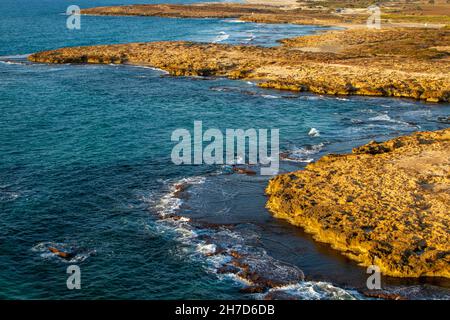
[126,64,169,74]
[308,128,320,137]
[261,94,280,99]
[258,281,361,300]
[288,143,324,158]
[213,31,230,43]
[152,176,206,218]
[282,157,314,163]
[369,114,392,122]
[145,174,361,300]
[0,54,30,59]
[0,60,26,66]
[0,191,20,201]
[223,19,247,24]
[368,113,417,127]
[196,243,217,255]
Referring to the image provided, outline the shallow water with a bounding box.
[1,0,449,299]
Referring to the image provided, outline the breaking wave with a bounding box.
[368,113,419,128]
[308,127,320,137]
[281,143,325,163]
[143,175,362,300]
[213,31,230,43]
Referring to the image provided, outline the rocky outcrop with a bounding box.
[28,27,450,102]
[79,2,450,27]
[80,3,366,26]
[266,129,450,278]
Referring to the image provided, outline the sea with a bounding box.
[0,0,449,299]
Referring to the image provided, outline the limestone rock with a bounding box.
[266,129,450,278]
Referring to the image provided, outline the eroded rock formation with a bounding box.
[266,129,450,278]
[28,27,450,102]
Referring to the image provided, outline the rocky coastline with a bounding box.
[29,26,449,102]
[266,129,450,278]
[28,1,450,280]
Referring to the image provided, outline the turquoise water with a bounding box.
[1,0,449,299]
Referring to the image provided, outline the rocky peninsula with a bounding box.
[266,129,450,278]
[79,1,450,27]
[29,27,449,102]
[27,1,450,101]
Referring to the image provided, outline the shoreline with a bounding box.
[79,2,450,28]
[266,128,450,279]
[27,1,450,281]
[28,2,450,102]
[28,35,450,102]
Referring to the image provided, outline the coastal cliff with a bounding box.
[266,129,450,278]
[29,26,450,102]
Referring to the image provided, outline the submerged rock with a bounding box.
[266,128,450,278]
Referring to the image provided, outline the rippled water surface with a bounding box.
[1,0,449,299]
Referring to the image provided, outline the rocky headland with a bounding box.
[29,27,450,102]
[27,0,450,280]
[266,129,450,278]
[28,1,450,102]
[79,1,450,27]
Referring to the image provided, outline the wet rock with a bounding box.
[232,166,257,175]
[48,247,76,260]
[217,265,240,275]
[362,290,407,300]
[436,116,450,124]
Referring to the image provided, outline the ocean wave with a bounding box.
[209,86,298,99]
[126,64,169,74]
[213,31,230,43]
[368,113,418,127]
[308,127,320,137]
[0,60,27,66]
[281,143,324,163]
[0,184,20,202]
[261,94,280,99]
[143,175,360,299]
[0,54,30,59]
[0,183,19,201]
[222,19,247,24]
[150,176,206,218]
[0,191,19,202]
[256,282,361,300]
[0,54,31,66]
